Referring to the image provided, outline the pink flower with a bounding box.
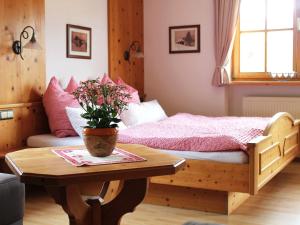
[97,96,104,105]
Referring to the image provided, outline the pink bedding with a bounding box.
[118,113,270,152]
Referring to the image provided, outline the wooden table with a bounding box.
[5,144,185,225]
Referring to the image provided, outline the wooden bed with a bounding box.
[143,112,300,214]
[1,102,298,214]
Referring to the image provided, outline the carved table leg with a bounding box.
[99,181,110,199]
[46,178,148,225]
[100,178,148,225]
[47,185,92,225]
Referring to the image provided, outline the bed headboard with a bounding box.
[0,102,49,154]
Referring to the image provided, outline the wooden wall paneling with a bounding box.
[0,103,49,155]
[0,0,20,104]
[0,108,23,150]
[108,0,144,97]
[0,0,46,157]
[21,103,49,140]
[0,0,45,105]
[20,0,45,103]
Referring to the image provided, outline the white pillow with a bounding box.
[118,121,128,130]
[66,107,128,138]
[65,107,87,138]
[120,100,168,127]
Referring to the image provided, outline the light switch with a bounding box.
[7,110,14,118]
[0,110,14,120]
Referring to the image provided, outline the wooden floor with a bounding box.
[24,162,300,225]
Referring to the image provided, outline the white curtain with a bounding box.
[212,0,241,86]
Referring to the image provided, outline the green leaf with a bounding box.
[81,113,92,119]
[111,118,121,123]
[110,123,118,128]
[86,105,93,114]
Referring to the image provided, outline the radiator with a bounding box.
[243,97,300,119]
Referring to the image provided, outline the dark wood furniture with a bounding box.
[5,144,185,225]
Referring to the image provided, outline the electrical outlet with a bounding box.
[0,110,14,120]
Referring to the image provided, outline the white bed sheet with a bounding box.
[27,134,84,147]
[27,134,248,164]
[159,149,248,164]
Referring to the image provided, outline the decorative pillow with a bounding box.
[65,107,87,138]
[100,74,115,84]
[116,78,140,103]
[65,76,78,94]
[120,100,167,127]
[43,77,79,137]
[118,121,128,130]
[66,107,128,138]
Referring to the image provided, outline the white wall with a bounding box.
[144,0,228,116]
[45,0,108,87]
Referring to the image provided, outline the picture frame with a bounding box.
[169,24,200,54]
[66,24,92,59]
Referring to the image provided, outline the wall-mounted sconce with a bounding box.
[123,41,144,63]
[12,26,41,60]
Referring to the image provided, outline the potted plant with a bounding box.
[73,78,130,157]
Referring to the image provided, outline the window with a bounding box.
[232,0,299,81]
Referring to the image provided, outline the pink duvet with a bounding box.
[118,113,270,152]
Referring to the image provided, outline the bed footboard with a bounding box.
[248,112,300,195]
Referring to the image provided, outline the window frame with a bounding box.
[232,0,300,82]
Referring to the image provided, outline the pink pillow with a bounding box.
[100,74,115,85]
[43,77,79,137]
[116,78,140,103]
[65,76,78,94]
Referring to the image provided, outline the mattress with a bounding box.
[27,134,84,147]
[27,134,248,164]
[159,149,248,164]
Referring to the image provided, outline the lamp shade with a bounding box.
[23,35,42,50]
[124,41,144,62]
[133,50,144,59]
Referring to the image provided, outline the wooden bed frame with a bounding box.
[144,112,300,214]
[1,102,298,214]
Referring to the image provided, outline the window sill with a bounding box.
[230,80,300,86]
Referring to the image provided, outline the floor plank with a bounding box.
[24,162,300,225]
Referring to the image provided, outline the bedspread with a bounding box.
[118,113,270,152]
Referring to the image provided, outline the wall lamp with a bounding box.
[12,26,41,60]
[123,41,144,63]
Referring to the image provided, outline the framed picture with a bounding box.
[66,24,92,59]
[169,25,200,54]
